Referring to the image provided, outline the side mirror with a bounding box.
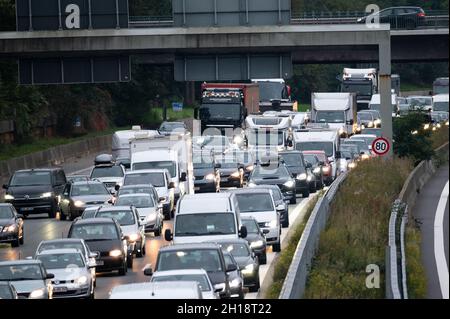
[360,152,365,156]
[239,225,247,239]
[346,119,354,125]
[2,184,8,190]
[180,172,187,182]
[164,229,173,242]
[168,182,175,189]
[46,273,55,279]
[108,198,114,204]
[16,214,24,219]
[114,185,120,192]
[143,266,153,277]
[226,264,238,272]
[262,229,270,235]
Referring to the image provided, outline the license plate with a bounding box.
[53,286,68,293]
[95,260,104,266]
[21,207,33,211]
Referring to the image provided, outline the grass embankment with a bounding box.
[0,126,129,161]
[304,158,412,298]
[144,106,194,125]
[401,82,432,93]
[265,194,321,299]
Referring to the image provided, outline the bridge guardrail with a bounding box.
[278,172,348,299]
[386,142,449,299]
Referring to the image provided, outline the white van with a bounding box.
[165,193,247,245]
[369,94,398,117]
[112,127,159,160]
[109,281,203,299]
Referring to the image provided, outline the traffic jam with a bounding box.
[0,72,448,299]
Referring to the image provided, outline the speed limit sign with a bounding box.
[372,137,390,156]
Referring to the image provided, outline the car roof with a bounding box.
[70,181,104,185]
[351,134,377,138]
[39,238,85,245]
[230,188,272,196]
[14,168,60,173]
[36,248,81,255]
[159,243,220,252]
[125,169,168,174]
[0,203,13,207]
[97,205,133,211]
[73,217,115,225]
[0,260,43,266]
[117,193,151,198]
[152,269,209,276]
[178,193,233,214]
[209,238,250,245]
[120,184,154,189]
[302,150,326,154]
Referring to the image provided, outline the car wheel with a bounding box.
[290,196,297,204]
[259,253,267,265]
[48,202,57,218]
[302,189,310,198]
[272,242,281,252]
[89,290,95,299]
[136,242,144,258]
[11,236,20,248]
[127,255,133,268]
[142,243,146,256]
[309,183,317,193]
[282,219,289,228]
[249,276,260,293]
[59,208,67,221]
[19,230,24,245]
[118,262,126,276]
[154,224,162,237]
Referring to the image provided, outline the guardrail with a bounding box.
[386,142,449,299]
[278,172,348,299]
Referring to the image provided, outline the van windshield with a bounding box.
[157,249,223,272]
[175,213,236,237]
[132,161,176,178]
[316,111,345,123]
[10,171,51,186]
[296,142,334,158]
[124,173,165,188]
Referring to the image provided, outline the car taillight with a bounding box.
[417,12,425,17]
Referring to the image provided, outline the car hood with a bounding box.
[285,166,305,175]
[328,123,345,130]
[47,268,89,281]
[121,225,139,236]
[220,168,239,175]
[245,233,263,243]
[241,211,277,224]
[6,185,52,197]
[251,177,290,185]
[94,177,123,184]
[72,195,110,204]
[10,280,45,294]
[0,218,15,226]
[207,271,227,286]
[136,207,157,219]
[155,187,169,197]
[234,256,254,270]
[84,239,122,253]
[194,167,214,177]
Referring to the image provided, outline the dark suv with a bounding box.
[3,168,67,218]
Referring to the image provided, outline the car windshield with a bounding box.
[118,187,153,196]
[67,176,89,183]
[358,113,373,121]
[0,285,13,299]
[71,184,109,196]
[296,142,334,158]
[407,97,432,107]
[234,152,253,165]
[152,274,211,292]
[175,213,236,237]
[220,243,251,257]
[200,104,241,121]
[340,145,359,154]
[341,82,372,95]
[247,130,284,147]
[10,171,51,186]
[343,140,369,151]
[91,166,123,178]
[242,219,259,234]
[0,264,43,281]
[124,173,165,188]
[132,161,176,178]
[95,210,135,226]
[70,223,119,241]
[116,195,154,208]
[0,206,14,219]
[434,102,449,112]
[82,209,98,219]
[38,242,85,255]
[160,123,184,131]
[280,153,304,168]
[216,157,238,169]
[37,253,84,269]
[158,249,223,272]
[302,154,319,166]
[370,104,397,113]
[259,187,282,201]
[252,165,290,179]
[316,111,345,123]
[193,154,214,169]
[235,193,274,212]
[352,136,376,146]
[223,254,237,268]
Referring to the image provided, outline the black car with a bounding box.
[151,243,236,299]
[0,281,19,299]
[248,163,297,204]
[302,153,325,190]
[192,151,220,193]
[3,168,67,218]
[0,204,24,248]
[215,154,245,188]
[241,217,268,264]
[221,250,245,299]
[357,6,426,29]
[253,185,289,228]
[67,218,129,276]
[279,151,313,197]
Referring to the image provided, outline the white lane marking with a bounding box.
[69,166,94,175]
[434,181,449,299]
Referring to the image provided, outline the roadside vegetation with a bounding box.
[265,194,320,298]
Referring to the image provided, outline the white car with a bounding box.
[350,134,377,151]
[150,269,220,299]
[90,158,125,193]
[35,248,95,299]
[114,193,164,236]
[231,189,281,252]
[109,281,203,299]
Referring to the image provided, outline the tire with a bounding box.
[249,276,260,293]
[282,219,289,228]
[48,202,57,219]
[142,243,146,256]
[59,208,67,221]
[302,189,310,198]
[127,255,133,268]
[11,237,20,248]
[19,231,24,245]
[259,254,267,265]
[89,290,95,299]
[289,196,297,205]
[136,242,144,258]
[309,183,317,194]
[118,262,126,276]
[272,242,281,252]
[154,224,162,237]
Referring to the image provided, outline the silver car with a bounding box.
[35,248,95,299]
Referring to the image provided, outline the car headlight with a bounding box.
[374,119,381,125]
[76,276,88,286]
[277,146,285,152]
[233,136,244,145]
[437,123,442,128]
[2,225,16,233]
[250,240,264,249]
[40,192,53,198]
[313,167,321,174]
[265,220,277,229]
[242,264,255,275]
[231,171,241,178]
[4,194,14,200]
[357,18,363,22]
[339,128,345,135]
[306,175,313,182]
[424,124,430,130]
[348,162,357,169]
[368,121,374,128]
[248,182,257,188]
[128,233,140,242]
[362,154,370,160]
[322,166,330,173]
[214,283,226,292]
[74,200,85,208]
[109,249,123,257]
[296,173,307,181]
[284,180,295,188]
[246,165,254,172]
[361,125,366,129]
[205,174,215,181]
[29,288,45,299]
[229,278,241,288]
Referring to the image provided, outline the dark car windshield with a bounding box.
[38,242,86,255]
[71,184,109,196]
[247,130,284,147]
[358,113,373,121]
[132,161,176,178]
[158,249,223,272]
[200,104,241,121]
[0,206,14,219]
[280,153,305,168]
[95,210,135,226]
[302,154,319,166]
[91,166,123,178]
[257,81,288,101]
[124,173,165,188]
[0,264,43,281]
[256,187,282,201]
[252,165,291,179]
[152,274,211,292]
[10,171,51,186]
[175,213,236,237]
[37,253,85,269]
[316,111,345,123]
[0,285,13,299]
[235,193,274,212]
[242,219,259,234]
[220,243,251,257]
[116,195,155,208]
[70,223,119,241]
[296,142,334,158]
[343,140,369,151]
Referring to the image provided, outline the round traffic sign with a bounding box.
[372,137,390,156]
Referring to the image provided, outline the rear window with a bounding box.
[123,173,165,188]
[235,193,274,213]
[91,166,124,178]
[0,206,14,219]
[38,242,85,255]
